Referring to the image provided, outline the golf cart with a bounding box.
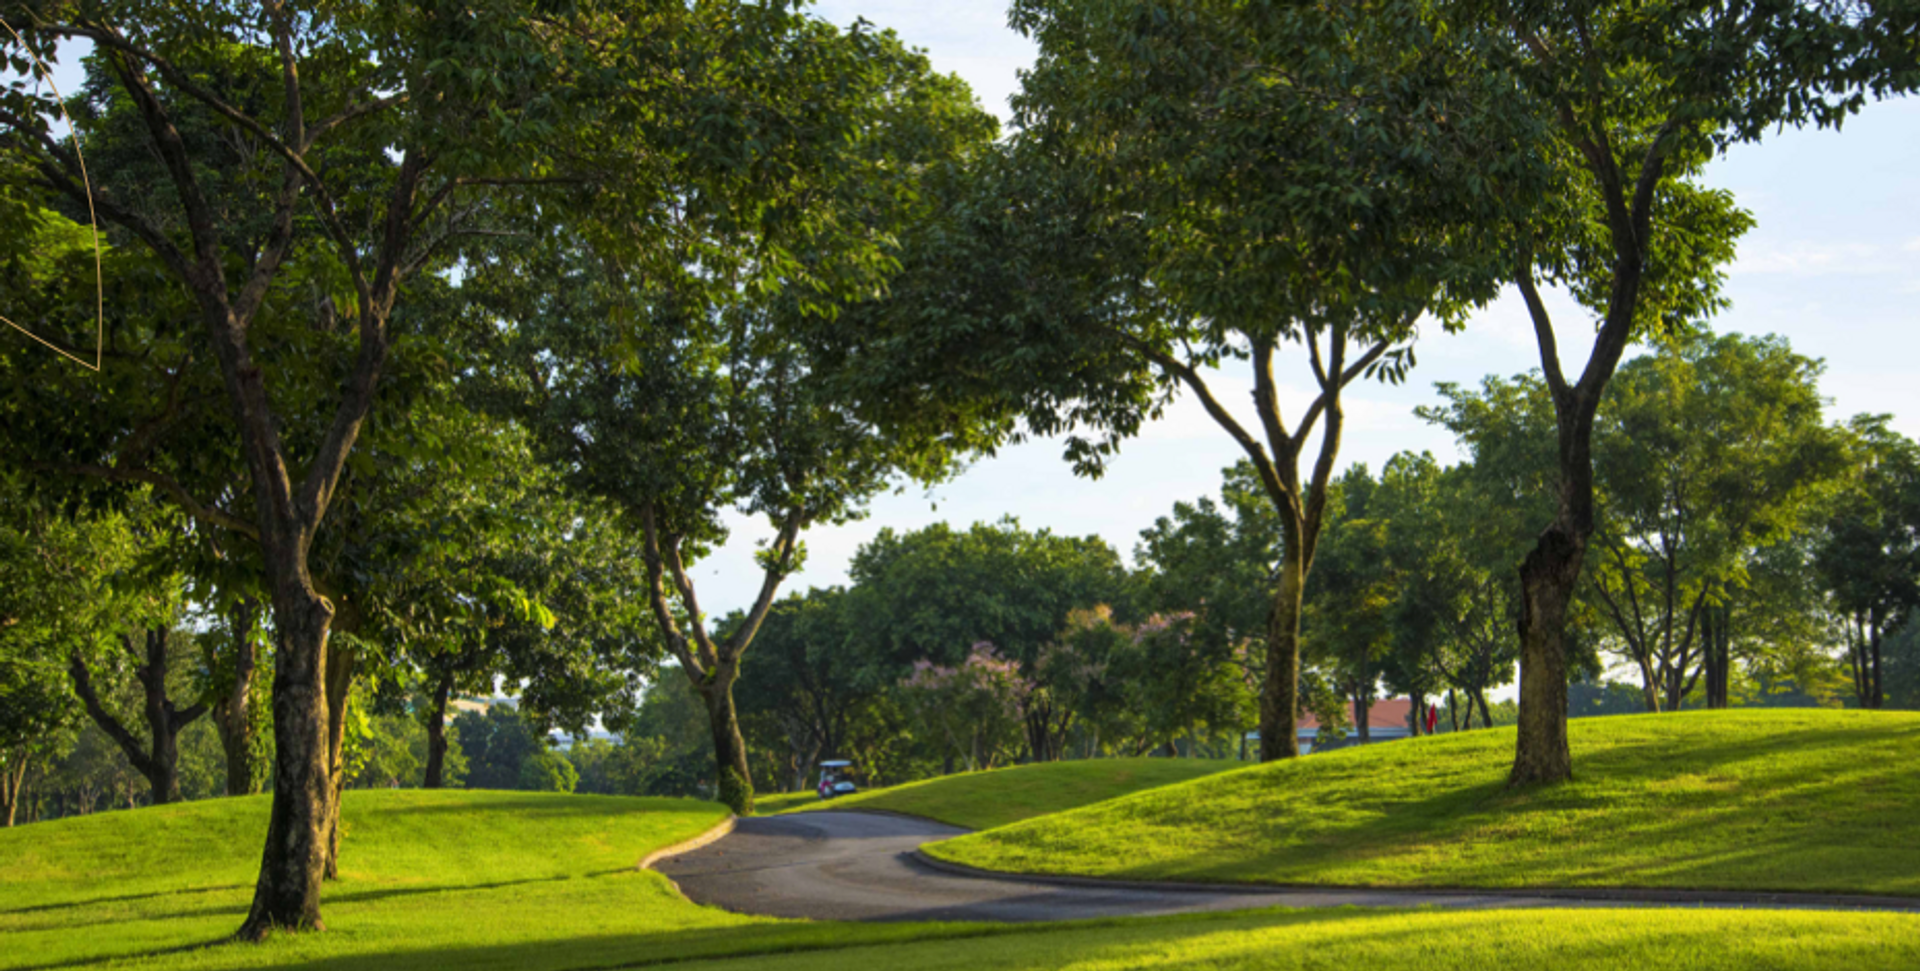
[815,760,857,800]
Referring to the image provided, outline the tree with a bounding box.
[730,588,879,793]
[1583,334,1843,712]
[1448,0,1918,785]
[480,25,1000,815]
[899,644,1029,773]
[0,0,660,933]
[0,648,73,826]
[843,519,1129,762]
[517,750,578,794]
[1133,461,1284,661]
[1376,455,1526,731]
[887,0,1548,763]
[1813,417,1920,709]
[452,704,545,792]
[1304,468,1398,743]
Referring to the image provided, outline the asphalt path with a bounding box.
[651,810,1920,923]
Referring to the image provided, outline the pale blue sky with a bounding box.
[18,12,1918,620]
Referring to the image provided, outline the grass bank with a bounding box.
[926,709,1920,896]
[757,757,1239,828]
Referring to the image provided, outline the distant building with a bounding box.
[1299,698,1413,754]
[1245,697,1417,755]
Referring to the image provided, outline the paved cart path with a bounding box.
[650,811,1920,923]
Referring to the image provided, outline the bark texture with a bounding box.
[424,672,453,789]
[214,597,260,795]
[1257,556,1306,762]
[241,601,335,938]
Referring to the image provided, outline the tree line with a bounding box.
[2,0,1915,942]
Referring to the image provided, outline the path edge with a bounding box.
[639,815,737,871]
[910,849,1920,912]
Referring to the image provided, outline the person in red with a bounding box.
[1426,705,1438,735]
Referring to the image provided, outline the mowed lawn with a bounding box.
[927,709,1920,895]
[757,757,1238,828]
[0,789,991,971]
[4,781,1920,970]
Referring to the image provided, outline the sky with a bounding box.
[16,11,1920,624]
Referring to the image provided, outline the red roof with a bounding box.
[1299,698,1413,732]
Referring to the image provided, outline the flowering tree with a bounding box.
[900,643,1028,772]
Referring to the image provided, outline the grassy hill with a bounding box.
[926,709,1920,896]
[4,774,1918,970]
[757,757,1239,828]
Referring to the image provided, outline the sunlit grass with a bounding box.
[928,709,1920,895]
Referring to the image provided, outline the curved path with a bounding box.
[651,811,1920,923]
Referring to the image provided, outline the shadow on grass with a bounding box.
[0,885,249,917]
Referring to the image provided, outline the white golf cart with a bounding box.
[815,760,857,800]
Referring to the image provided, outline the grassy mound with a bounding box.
[926,709,1920,896]
[757,757,1239,829]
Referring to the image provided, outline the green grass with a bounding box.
[927,709,1920,896]
[4,780,1919,970]
[756,757,1238,829]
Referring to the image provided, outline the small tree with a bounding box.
[900,644,1029,773]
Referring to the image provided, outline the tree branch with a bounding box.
[721,508,806,662]
[1514,262,1569,396]
[67,652,155,776]
[36,462,260,540]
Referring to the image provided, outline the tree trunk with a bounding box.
[424,672,453,789]
[321,644,358,880]
[1639,666,1662,713]
[1353,686,1372,745]
[1447,688,1460,732]
[1510,518,1584,785]
[139,629,185,804]
[698,672,753,815]
[1257,554,1306,761]
[1700,603,1729,710]
[1870,620,1884,710]
[2,755,26,827]
[67,628,207,806]
[238,597,335,939]
[215,597,260,796]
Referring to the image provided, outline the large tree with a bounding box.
[1450,0,1918,785]
[0,0,873,934]
[888,0,1547,762]
[481,26,1001,814]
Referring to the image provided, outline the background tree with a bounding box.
[730,588,882,793]
[1813,417,1920,708]
[844,519,1129,762]
[1583,333,1843,712]
[1377,456,1526,731]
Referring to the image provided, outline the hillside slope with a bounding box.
[926,709,1920,895]
[760,757,1239,828]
